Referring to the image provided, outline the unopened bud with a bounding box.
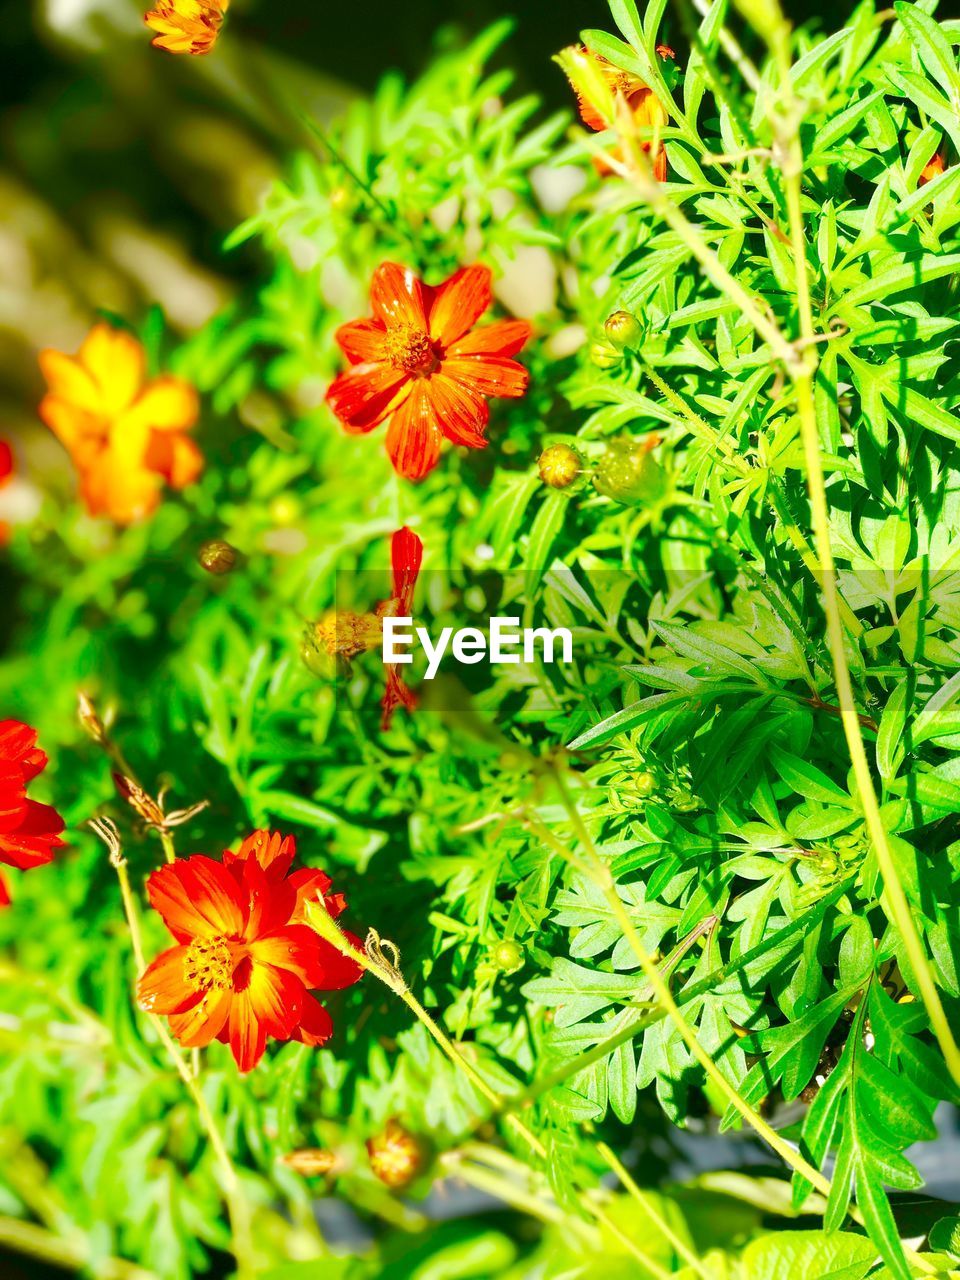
[491,939,524,974]
[538,443,581,489]
[78,692,107,746]
[593,436,667,507]
[632,770,657,797]
[198,539,239,575]
[590,339,622,369]
[604,310,642,351]
[280,1148,338,1177]
[366,1119,425,1189]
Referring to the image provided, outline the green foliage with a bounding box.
[3,1,960,1277]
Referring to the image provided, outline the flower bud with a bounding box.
[77,691,108,746]
[366,1119,425,1190]
[491,939,524,974]
[604,310,642,351]
[280,1147,338,1177]
[593,437,667,507]
[538,443,581,489]
[197,539,239,575]
[632,770,657,798]
[590,339,622,369]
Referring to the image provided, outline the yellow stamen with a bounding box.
[183,937,234,991]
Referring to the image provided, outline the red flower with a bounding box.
[0,720,66,907]
[380,526,423,730]
[138,830,362,1072]
[326,263,532,481]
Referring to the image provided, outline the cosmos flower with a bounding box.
[326,264,532,481]
[137,830,362,1072]
[39,323,203,525]
[145,0,229,55]
[0,720,66,907]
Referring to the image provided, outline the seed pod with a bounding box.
[604,310,642,351]
[491,939,524,974]
[280,1148,338,1177]
[366,1119,425,1190]
[538,443,582,489]
[593,437,667,507]
[198,539,239,575]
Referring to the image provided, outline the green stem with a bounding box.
[0,1214,156,1280]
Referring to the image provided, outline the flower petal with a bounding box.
[79,451,161,525]
[447,319,532,359]
[38,352,102,415]
[335,318,388,366]
[143,432,204,490]
[384,383,442,480]
[125,377,199,433]
[146,855,247,944]
[249,963,304,1041]
[442,356,529,400]
[427,372,489,449]
[241,856,297,941]
[295,994,334,1047]
[369,263,429,330]
[428,265,493,348]
[0,800,65,870]
[168,985,232,1047]
[326,363,411,433]
[226,988,268,1072]
[138,944,198,1015]
[79,325,145,416]
[228,830,297,879]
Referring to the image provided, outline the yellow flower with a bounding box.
[145,0,229,56]
[39,323,203,525]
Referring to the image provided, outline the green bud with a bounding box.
[590,339,622,369]
[197,539,239,575]
[491,940,524,974]
[604,310,642,351]
[538,443,582,489]
[593,437,667,507]
[632,770,657,797]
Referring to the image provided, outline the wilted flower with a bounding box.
[137,830,362,1072]
[0,720,65,907]
[303,528,424,730]
[366,1119,425,1189]
[560,45,674,181]
[39,324,203,525]
[145,0,228,55]
[326,263,532,480]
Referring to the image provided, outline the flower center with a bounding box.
[183,936,234,992]
[383,324,437,374]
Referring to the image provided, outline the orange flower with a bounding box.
[0,720,65,907]
[138,830,362,1072]
[566,45,673,182]
[326,264,532,481]
[0,440,13,546]
[145,0,228,55]
[39,323,203,525]
[920,152,946,186]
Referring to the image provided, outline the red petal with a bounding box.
[0,871,10,907]
[335,318,388,366]
[428,265,493,348]
[384,383,442,480]
[168,986,232,1048]
[250,925,326,987]
[326,363,410,432]
[287,868,335,921]
[242,855,297,941]
[0,800,65,870]
[226,830,297,879]
[295,994,334,1047]
[227,989,268,1072]
[146,855,247,944]
[247,963,304,1041]
[447,319,532,359]
[0,720,45,782]
[427,373,490,449]
[137,944,199,1015]
[370,263,429,330]
[442,356,529,400]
